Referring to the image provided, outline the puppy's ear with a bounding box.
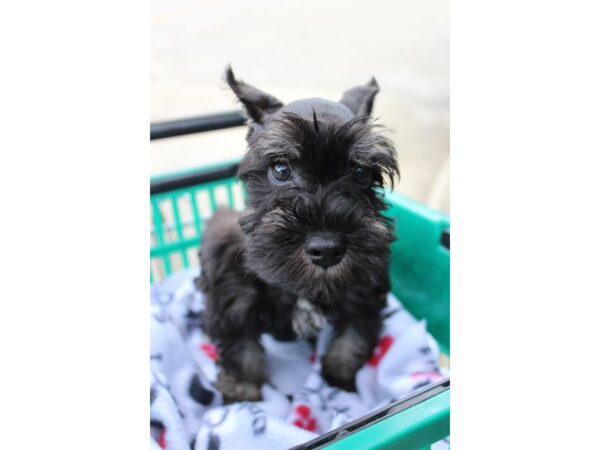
[339,77,379,117]
[225,66,283,125]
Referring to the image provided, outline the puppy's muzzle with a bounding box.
[305,233,346,268]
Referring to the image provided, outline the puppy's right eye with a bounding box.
[269,162,292,185]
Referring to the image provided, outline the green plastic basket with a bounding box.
[150,160,450,450]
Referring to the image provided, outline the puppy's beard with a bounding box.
[247,243,345,302]
[244,208,391,303]
[247,240,373,304]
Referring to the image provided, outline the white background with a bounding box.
[2,0,600,449]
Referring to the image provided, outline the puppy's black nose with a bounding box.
[305,234,346,268]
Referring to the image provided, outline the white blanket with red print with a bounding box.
[150,269,448,450]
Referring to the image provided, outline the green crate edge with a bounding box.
[325,389,450,450]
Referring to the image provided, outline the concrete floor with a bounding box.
[151,0,449,213]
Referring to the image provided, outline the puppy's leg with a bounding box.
[321,295,385,391]
[209,299,266,403]
[197,209,267,403]
[215,337,266,403]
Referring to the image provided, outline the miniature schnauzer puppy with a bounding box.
[197,67,399,403]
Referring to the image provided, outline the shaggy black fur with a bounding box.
[197,67,399,403]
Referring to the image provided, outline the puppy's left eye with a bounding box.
[353,166,371,185]
[269,162,292,184]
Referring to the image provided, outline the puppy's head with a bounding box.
[226,67,399,304]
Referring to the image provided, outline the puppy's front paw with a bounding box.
[321,328,372,391]
[215,370,262,404]
[292,297,327,339]
[321,352,358,392]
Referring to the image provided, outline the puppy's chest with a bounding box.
[259,291,331,340]
[290,297,329,339]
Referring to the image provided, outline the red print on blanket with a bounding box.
[410,371,443,382]
[199,343,218,361]
[293,404,318,432]
[158,428,166,449]
[368,335,394,367]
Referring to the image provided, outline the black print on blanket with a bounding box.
[150,268,449,450]
[189,374,215,406]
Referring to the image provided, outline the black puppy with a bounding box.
[197,67,399,403]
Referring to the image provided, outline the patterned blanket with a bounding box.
[150,268,448,450]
